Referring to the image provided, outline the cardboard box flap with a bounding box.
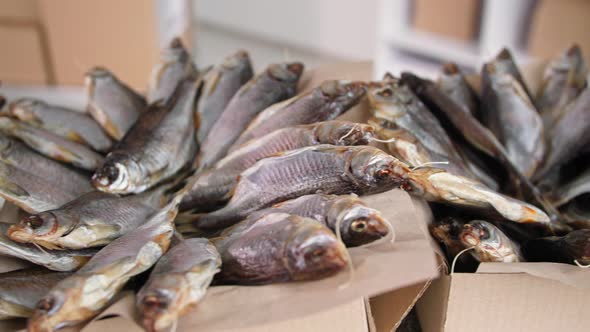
[476,262,590,289]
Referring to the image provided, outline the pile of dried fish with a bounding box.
[0,36,588,331]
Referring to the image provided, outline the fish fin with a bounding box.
[149,165,170,184]
[66,131,88,145]
[0,178,29,197]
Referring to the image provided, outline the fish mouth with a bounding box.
[139,294,170,332]
[92,162,129,192]
[6,223,34,243]
[460,225,480,246]
[223,50,250,68]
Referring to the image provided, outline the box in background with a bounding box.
[412,0,481,42]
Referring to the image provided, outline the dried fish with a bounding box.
[230,80,366,149]
[92,80,199,194]
[6,181,179,249]
[180,121,375,211]
[191,145,410,229]
[0,135,93,196]
[196,50,253,143]
[460,220,523,263]
[137,238,221,332]
[437,63,479,118]
[198,62,304,168]
[481,62,545,178]
[0,118,104,171]
[484,48,535,103]
[0,269,71,320]
[0,223,95,271]
[0,161,84,213]
[406,168,550,224]
[522,229,590,265]
[147,37,198,103]
[85,67,147,140]
[4,98,112,152]
[27,194,181,332]
[550,167,590,207]
[213,213,348,284]
[429,217,467,260]
[246,194,391,247]
[537,44,587,127]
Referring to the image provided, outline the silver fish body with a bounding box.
[437,63,479,118]
[4,98,112,152]
[460,220,523,263]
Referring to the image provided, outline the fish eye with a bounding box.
[480,228,490,240]
[378,88,393,98]
[36,297,55,313]
[376,168,391,179]
[27,216,45,229]
[351,220,367,233]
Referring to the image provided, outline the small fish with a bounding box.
[406,168,550,224]
[180,121,375,212]
[480,61,545,178]
[92,80,199,194]
[459,220,523,263]
[485,48,535,103]
[191,145,410,229]
[534,80,590,183]
[230,80,367,149]
[522,229,590,265]
[0,161,84,213]
[27,194,182,332]
[0,135,93,196]
[368,74,477,180]
[198,62,304,168]
[196,50,253,143]
[212,213,348,284]
[137,238,221,332]
[437,63,480,118]
[0,118,104,171]
[147,37,198,103]
[6,182,179,250]
[537,44,587,127]
[4,98,112,152]
[0,269,71,320]
[85,67,147,140]
[0,222,95,271]
[246,194,391,247]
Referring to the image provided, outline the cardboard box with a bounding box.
[412,0,481,41]
[528,0,590,63]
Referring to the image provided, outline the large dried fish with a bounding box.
[0,223,95,271]
[6,182,180,250]
[550,167,590,207]
[213,213,348,284]
[230,80,366,149]
[522,229,590,265]
[0,161,84,213]
[406,168,550,224]
[460,220,523,263]
[198,62,304,168]
[4,98,112,152]
[437,63,479,118]
[246,194,391,247]
[191,145,410,229]
[0,269,71,320]
[92,80,199,194]
[85,67,147,140]
[368,75,476,179]
[196,50,253,143]
[147,37,198,103]
[0,118,104,171]
[180,121,375,211]
[27,195,181,332]
[480,55,545,178]
[137,238,221,332]
[0,135,92,195]
[537,44,587,127]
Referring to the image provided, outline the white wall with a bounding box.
[195,0,378,60]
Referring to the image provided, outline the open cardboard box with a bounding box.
[0,62,439,332]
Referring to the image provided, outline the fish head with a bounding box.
[460,220,502,254]
[349,147,411,193]
[367,77,417,120]
[564,229,590,264]
[223,49,251,70]
[286,219,349,281]
[28,277,90,332]
[84,67,115,98]
[315,121,375,146]
[329,197,390,246]
[7,98,43,123]
[137,284,183,332]
[318,80,367,109]
[268,62,304,83]
[92,154,140,193]
[7,212,76,247]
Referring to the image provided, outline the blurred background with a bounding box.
[1,0,589,103]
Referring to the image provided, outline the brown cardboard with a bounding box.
[36,0,160,90]
[0,0,38,20]
[529,0,590,64]
[0,20,51,84]
[412,0,480,41]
